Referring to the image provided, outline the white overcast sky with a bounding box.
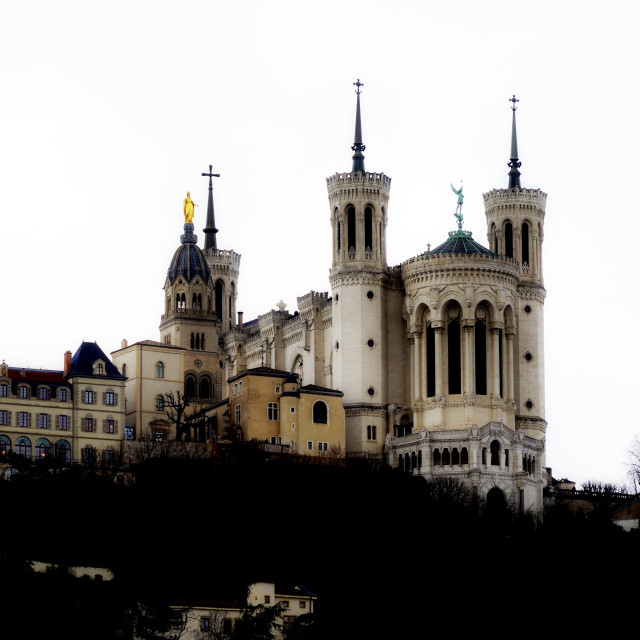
[1,0,638,488]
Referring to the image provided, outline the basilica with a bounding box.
[111,85,548,513]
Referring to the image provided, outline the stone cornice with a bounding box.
[482,187,547,209]
[517,284,547,303]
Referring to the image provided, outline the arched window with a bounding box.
[448,319,461,394]
[185,375,196,398]
[398,454,404,471]
[452,448,460,465]
[200,377,210,399]
[505,222,513,259]
[442,448,450,466]
[16,436,31,458]
[215,281,224,319]
[411,451,417,470]
[0,435,11,456]
[156,395,164,411]
[490,440,500,466]
[475,320,487,395]
[312,401,328,424]
[35,438,51,459]
[461,447,469,465]
[267,402,278,421]
[364,206,373,256]
[55,440,71,463]
[482,447,487,465]
[235,404,241,424]
[156,362,164,378]
[433,448,441,467]
[337,216,341,251]
[404,453,410,470]
[418,450,422,468]
[521,221,530,265]
[426,324,436,397]
[347,205,356,256]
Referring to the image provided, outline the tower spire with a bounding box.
[202,165,220,251]
[508,95,521,189]
[351,79,366,173]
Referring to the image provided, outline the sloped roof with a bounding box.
[66,341,125,379]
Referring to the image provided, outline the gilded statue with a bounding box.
[183,191,198,224]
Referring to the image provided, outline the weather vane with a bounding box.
[510,94,519,111]
[354,79,363,94]
[450,181,464,230]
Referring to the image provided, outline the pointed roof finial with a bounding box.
[508,95,521,189]
[202,165,221,251]
[351,79,366,173]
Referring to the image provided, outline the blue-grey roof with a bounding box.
[427,231,495,256]
[66,341,125,379]
[167,242,211,285]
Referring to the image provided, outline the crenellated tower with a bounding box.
[327,80,404,455]
[483,96,547,442]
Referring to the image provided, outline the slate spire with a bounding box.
[351,79,366,173]
[508,95,522,189]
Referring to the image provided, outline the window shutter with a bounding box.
[28,413,32,427]
[114,420,118,434]
[102,419,106,433]
[114,393,118,405]
[102,392,106,405]
[8,411,11,426]
[47,414,51,428]
[55,415,59,428]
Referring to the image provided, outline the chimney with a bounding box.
[64,351,72,376]
[121,339,128,349]
[237,311,243,330]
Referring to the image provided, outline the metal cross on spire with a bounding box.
[351,79,366,172]
[508,95,521,189]
[354,78,364,94]
[202,164,221,251]
[509,94,519,111]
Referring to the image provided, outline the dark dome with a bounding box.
[167,242,211,284]
[427,231,496,256]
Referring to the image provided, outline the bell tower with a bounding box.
[483,96,547,441]
[328,80,400,454]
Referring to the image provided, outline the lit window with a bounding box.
[38,413,49,429]
[156,362,164,378]
[156,395,164,411]
[104,419,116,434]
[105,391,116,406]
[35,438,51,458]
[38,387,48,400]
[83,390,95,404]
[267,402,278,420]
[0,384,7,397]
[18,412,29,427]
[125,426,135,441]
[0,435,11,455]
[19,386,28,399]
[0,410,8,425]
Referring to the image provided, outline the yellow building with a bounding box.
[207,367,345,458]
[0,341,125,468]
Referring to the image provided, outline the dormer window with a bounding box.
[18,386,28,399]
[93,361,106,376]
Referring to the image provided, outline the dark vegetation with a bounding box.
[1,454,638,638]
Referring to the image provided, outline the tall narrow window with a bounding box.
[200,377,210,399]
[521,221,530,265]
[337,219,341,251]
[215,281,224,319]
[505,222,513,259]
[498,329,504,398]
[185,376,196,398]
[156,362,164,378]
[267,402,278,420]
[347,205,356,255]
[447,319,461,394]
[364,206,373,256]
[475,320,487,395]
[312,401,328,424]
[426,324,436,397]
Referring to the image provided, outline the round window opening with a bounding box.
[367,291,374,299]
[524,352,533,362]
[525,400,534,410]
[367,339,375,348]
[524,305,531,314]
[367,387,375,396]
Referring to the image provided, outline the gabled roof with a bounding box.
[66,341,125,379]
[299,384,344,397]
[228,366,291,383]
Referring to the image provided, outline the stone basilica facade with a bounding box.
[121,87,548,513]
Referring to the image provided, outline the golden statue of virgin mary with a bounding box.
[183,192,198,224]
